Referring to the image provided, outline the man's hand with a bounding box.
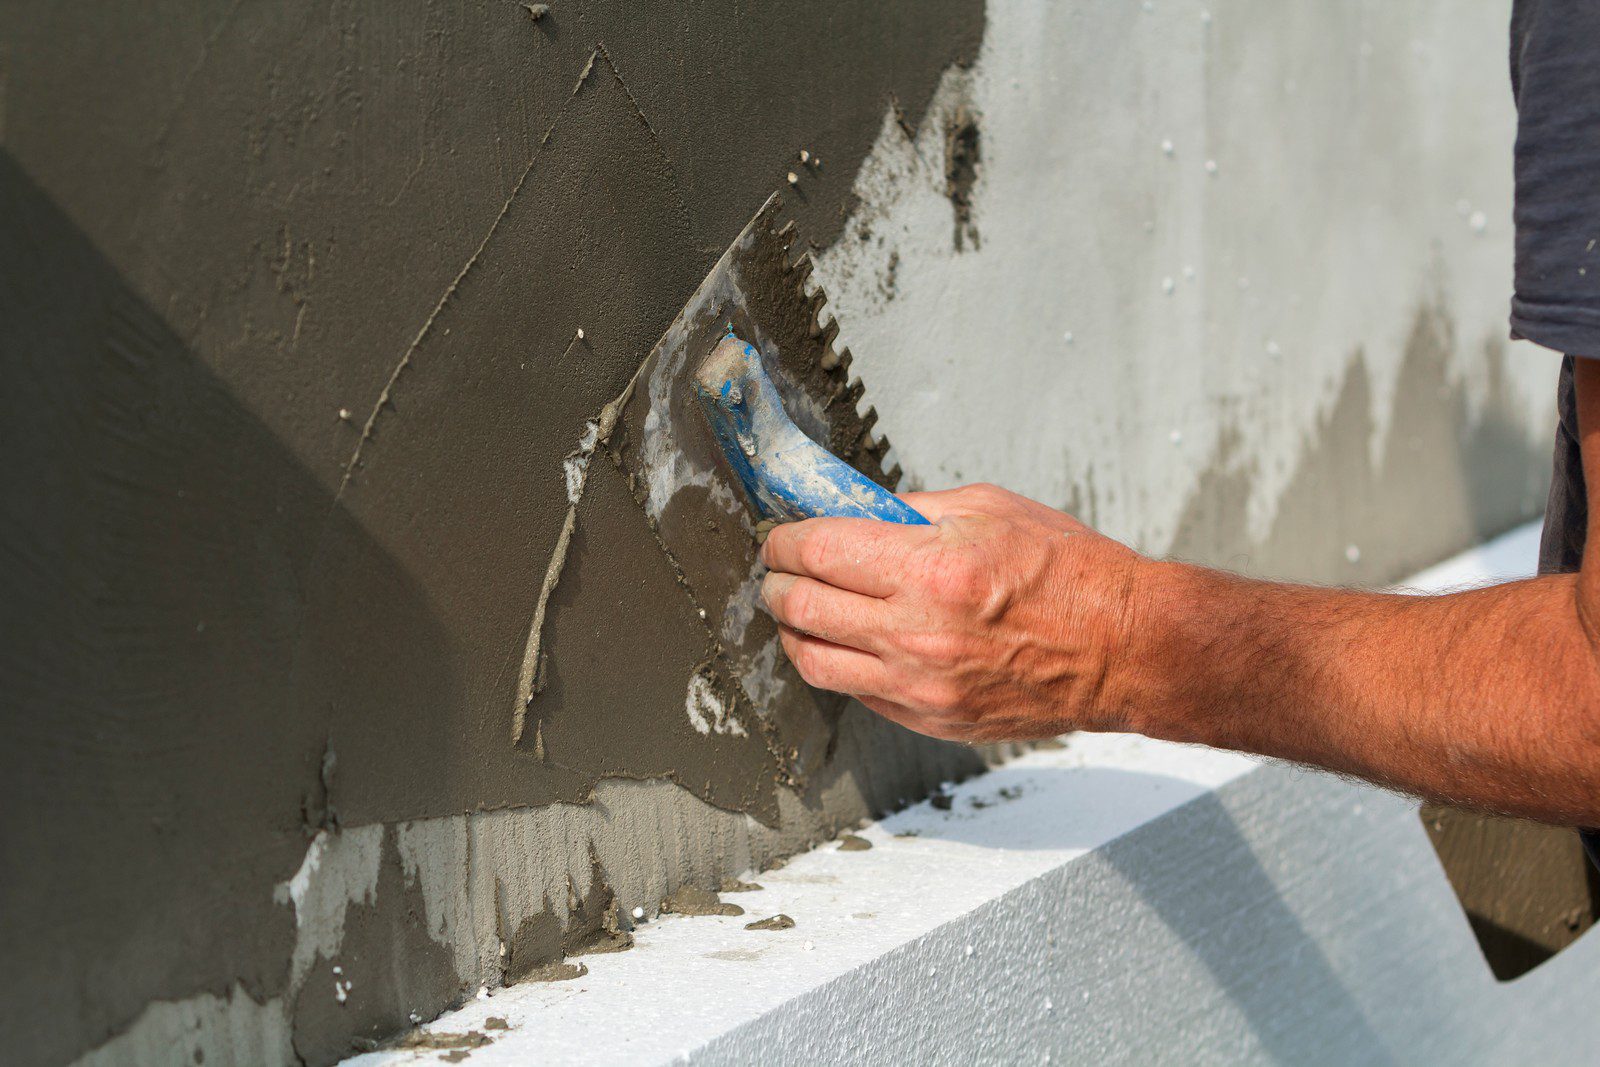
[760,473,1600,826]
[759,484,1152,743]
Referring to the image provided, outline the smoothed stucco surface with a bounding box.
[2,3,984,1061]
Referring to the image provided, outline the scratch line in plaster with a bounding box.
[512,502,578,745]
[591,43,677,174]
[333,45,606,505]
[574,49,599,90]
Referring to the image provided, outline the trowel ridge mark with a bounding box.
[512,503,578,745]
[587,41,697,263]
[573,49,599,93]
[330,46,600,507]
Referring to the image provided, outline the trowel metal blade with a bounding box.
[598,193,901,787]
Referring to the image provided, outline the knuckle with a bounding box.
[796,524,836,575]
[969,482,1005,504]
[938,554,986,604]
[785,634,820,681]
[783,582,816,631]
[905,629,962,669]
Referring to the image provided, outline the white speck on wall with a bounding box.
[685,671,748,737]
[1265,340,1282,357]
[1169,429,1182,445]
[1161,276,1175,294]
[1468,210,1487,233]
[1346,544,1362,563]
[1161,138,1174,156]
[1062,330,1074,344]
[1204,159,1218,175]
[633,906,645,920]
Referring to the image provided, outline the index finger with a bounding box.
[760,516,931,597]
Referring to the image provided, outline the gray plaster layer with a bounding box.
[57,708,978,1066]
[2,3,983,1062]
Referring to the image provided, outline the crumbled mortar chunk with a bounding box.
[662,885,745,917]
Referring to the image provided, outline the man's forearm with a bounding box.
[1127,562,1600,824]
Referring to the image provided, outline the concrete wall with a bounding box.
[0,0,1562,1064]
[817,0,1547,581]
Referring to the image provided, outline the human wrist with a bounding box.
[1110,557,1234,745]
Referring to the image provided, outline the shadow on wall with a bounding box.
[0,150,465,1065]
[1167,301,1550,585]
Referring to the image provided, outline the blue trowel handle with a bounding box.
[692,334,929,526]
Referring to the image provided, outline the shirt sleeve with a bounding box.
[1509,0,1600,358]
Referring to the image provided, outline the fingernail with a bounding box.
[761,571,792,607]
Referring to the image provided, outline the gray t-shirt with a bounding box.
[1512,1,1600,862]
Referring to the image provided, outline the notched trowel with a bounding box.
[596,193,922,786]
